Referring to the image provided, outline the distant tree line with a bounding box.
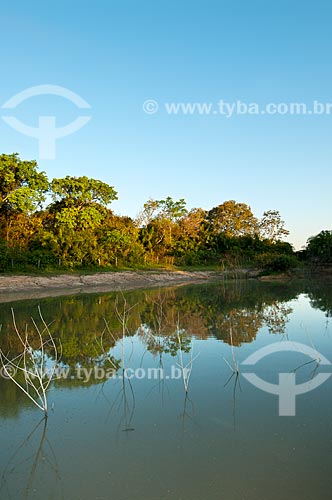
[0,152,317,273]
[300,230,332,264]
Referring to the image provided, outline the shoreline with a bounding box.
[0,269,256,303]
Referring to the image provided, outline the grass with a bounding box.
[0,262,245,277]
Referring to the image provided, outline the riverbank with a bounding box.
[0,269,261,302]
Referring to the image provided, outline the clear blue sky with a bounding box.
[1,0,331,249]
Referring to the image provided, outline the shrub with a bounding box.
[256,253,298,273]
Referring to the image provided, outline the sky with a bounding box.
[1,0,331,249]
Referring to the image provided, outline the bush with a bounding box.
[256,253,298,273]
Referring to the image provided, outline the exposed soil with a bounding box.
[0,269,256,302]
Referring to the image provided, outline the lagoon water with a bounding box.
[0,279,331,500]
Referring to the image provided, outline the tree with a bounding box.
[259,210,289,242]
[0,153,48,242]
[207,200,258,237]
[96,213,144,266]
[175,208,207,263]
[138,197,188,259]
[42,176,118,266]
[136,198,160,227]
[49,176,117,230]
[0,153,297,271]
[137,196,187,227]
[157,196,187,222]
[51,176,117,207]
[306,230,332,263]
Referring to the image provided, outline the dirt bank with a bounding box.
[0,269,255,302]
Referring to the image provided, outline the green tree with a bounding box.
[157,196,187,222]
[42,176,118,266]
[51,176,117,207]
[0,153,48,242]
[97,213,144,266]
[138,197,188,261]
[137,196,187,226]
[306,230,332,263]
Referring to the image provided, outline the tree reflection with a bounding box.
[0,278,324,405]
[262,302,293,336]
[306,279,332,317]
[0,418,62,500]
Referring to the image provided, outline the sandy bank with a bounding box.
[0,269,255,303]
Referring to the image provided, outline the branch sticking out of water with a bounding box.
[175,316,199,394]
[223,325,239,375]
[0,306,61,418]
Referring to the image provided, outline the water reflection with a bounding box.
[224,371,241,431]
[306,280,332,317]
[1,279,330,397]
[1,279,332,500]
[0,279,306,358]
[0,418,62,500]
[102,369,136,435]
[0,279,331,413]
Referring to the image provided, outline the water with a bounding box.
[0,279,331,500]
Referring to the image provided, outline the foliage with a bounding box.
[206,200,258,237]
[0,153,297,272]
[0,153,48,214]
[305,230,332,263]
[51,176,117,207]
[256,253,299,273]
[0,153,48,244]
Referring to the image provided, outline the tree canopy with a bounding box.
[51,176,117,207]
[306,230,332,263]
[0,153,48,214]
[0,153,299,272]
[207,200,258,237]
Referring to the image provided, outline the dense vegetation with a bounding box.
[0,153,319,273]
[301,230,332,264]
